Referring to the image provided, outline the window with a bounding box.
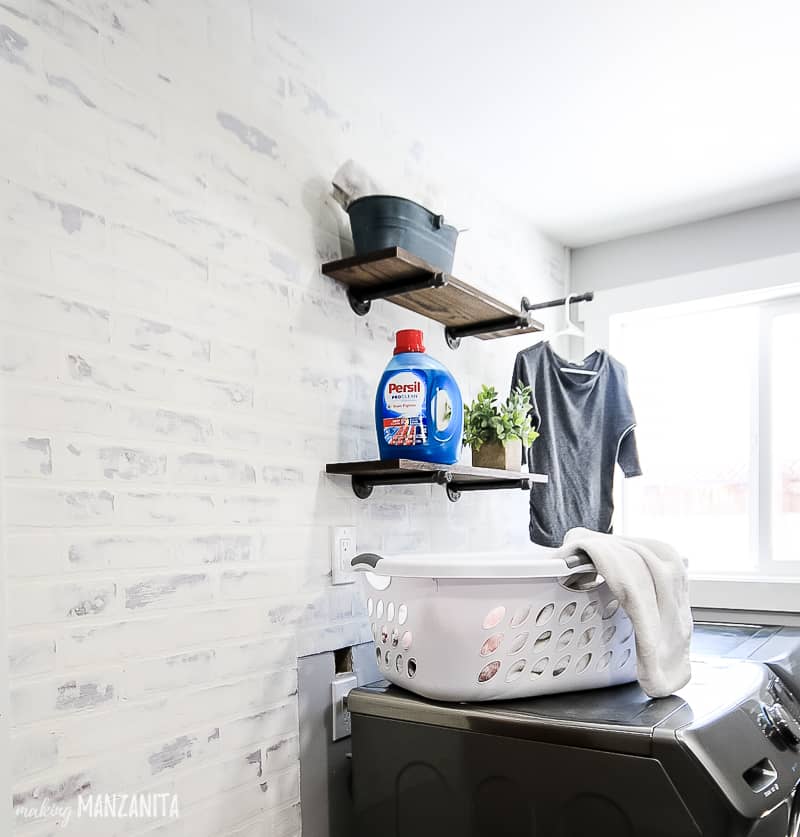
[612,295,800,579]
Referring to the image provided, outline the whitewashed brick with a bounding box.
[7,578,117,627]
[0,281,110,342]
[58,438,167,482]
[115,314,210,363]
[8,633,57,676]
[59,606,265,667]
[3,433,52,476]
[172,370,254,412]
[11,729,60,778]
[123,571,214,612]
[116,491,215,526]
[0,383,114,434]
[116,404,213,446]
[220,567,296,601]
[108,223,207,288]
[0,178,107,247]
[173,452,256,485]
[0,232,52,281]
[12,672,117,724]
[65,350,169,400]
[220,495,279,525]
[5,486,114,527]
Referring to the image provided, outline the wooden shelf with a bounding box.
[321,247,544,348]
[326,458,548,502]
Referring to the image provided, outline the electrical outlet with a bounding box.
[331,672,357,741]
[331,526,356,585]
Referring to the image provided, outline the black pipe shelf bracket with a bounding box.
[321,246,595,349]
[327,459,546,503]
[347,271,447,317]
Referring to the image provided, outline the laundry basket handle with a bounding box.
[351,552,383,569]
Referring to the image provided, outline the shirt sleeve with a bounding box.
[511,351,540,429]
[617,426,642,477]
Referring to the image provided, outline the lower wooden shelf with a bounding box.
[326,458,548,502]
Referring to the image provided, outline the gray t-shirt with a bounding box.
[511,342,642,547]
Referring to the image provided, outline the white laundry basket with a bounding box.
[353,550,637,702]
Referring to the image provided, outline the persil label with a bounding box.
[383,371,426,416]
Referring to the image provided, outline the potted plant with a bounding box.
[463,384,539,470]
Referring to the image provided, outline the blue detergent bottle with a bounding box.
[375,329,463,464]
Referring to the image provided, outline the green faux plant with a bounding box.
[463,384,539,452]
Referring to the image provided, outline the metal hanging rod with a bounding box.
[520,291,594,312]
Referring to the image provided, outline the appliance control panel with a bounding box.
[759,678,800,751]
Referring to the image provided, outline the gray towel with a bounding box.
[553,527,692,698]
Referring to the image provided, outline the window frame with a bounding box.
[607,289,800,609]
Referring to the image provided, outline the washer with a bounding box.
[349,629,800,837]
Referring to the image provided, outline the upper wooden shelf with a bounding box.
[326,458,548,502]
[321,247,544,348]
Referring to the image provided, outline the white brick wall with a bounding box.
[0,1,566,834]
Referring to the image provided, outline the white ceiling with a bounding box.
[270,0,800,247]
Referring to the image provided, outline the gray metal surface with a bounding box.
[298,642,379,837]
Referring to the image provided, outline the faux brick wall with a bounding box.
[0,2,566,834]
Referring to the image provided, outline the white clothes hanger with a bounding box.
[549,293,598,377]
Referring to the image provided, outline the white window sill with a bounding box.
[690,576,800,613]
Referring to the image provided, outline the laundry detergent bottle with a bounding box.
[375,329,463,464]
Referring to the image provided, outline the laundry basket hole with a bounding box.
[375,647,382,664]
[621,625,634,643]
[384,650,391,667]
[391,628,399,647]
[510,606,531,628]
[602,625,617,645]
[376,600,385,619]
[580,601,600,622]
[386,602,395,622]
[401,631,413,650]
[531,657,549,677]
[535,603,555,626]
[618,648,632,668]
[559,602,577,624]
[407,658,417,678]
[506,660,526,683]
[509,632,529,654]
[380,625,389,644]
[398,604,408,625]
[482,606,506,630]
[598,651,613,671]
[480,634,504,657]
[367,598,374,617]
[602,599,620,620]
[576,653,592,674]
[578,628,596,648]
[553,655,571,677]
[478,661,501,683]
[557,629,574,650]
[371,623,377,640]
[395,654,404,673]
[533,631,552,652]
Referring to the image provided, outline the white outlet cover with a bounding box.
[331,526,357,585]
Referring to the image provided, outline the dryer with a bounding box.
[349,635,800,836]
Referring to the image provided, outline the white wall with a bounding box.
[572,197,800,293]
[0,2,564,834]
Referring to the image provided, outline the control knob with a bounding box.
[765,702,800,750]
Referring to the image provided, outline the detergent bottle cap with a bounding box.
[394,329,425,355]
